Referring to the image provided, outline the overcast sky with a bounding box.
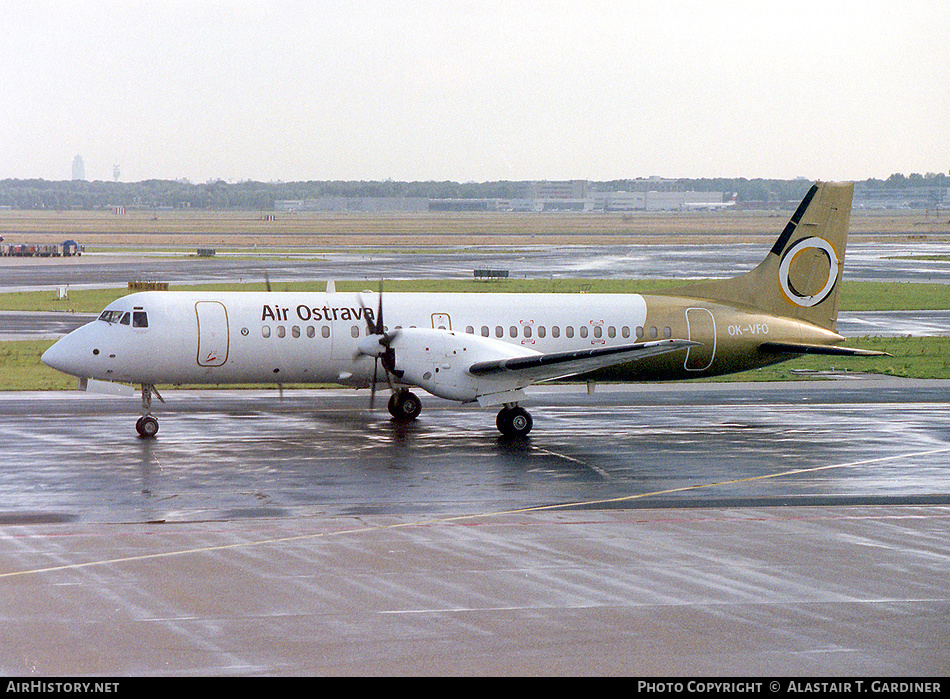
[2,0,948,183]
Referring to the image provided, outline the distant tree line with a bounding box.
[0,173,946,211]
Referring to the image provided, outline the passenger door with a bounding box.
[195,301,229,367]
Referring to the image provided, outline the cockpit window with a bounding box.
[98,310,124,323]
[97,309,148,327]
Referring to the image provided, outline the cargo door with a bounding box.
[196,301,229,367]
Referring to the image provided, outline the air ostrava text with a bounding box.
[261,304,374,323]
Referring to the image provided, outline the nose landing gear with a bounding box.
[136,384,164,438]
[136,414,159,438]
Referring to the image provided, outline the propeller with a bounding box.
[354,281,400,408]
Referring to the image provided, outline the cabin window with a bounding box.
[664,326,672,338]
[608,326,616,339]
[622,326,630,339]
[351,326,360,338]
[465,326,474,335]
[292,325,300,338]
[277,326,286,338]
[593,326,602,339]
[307,325,315,338]
[481,326,490,337]
[537,326,546,338]
[509,326,518,338]
[523,326,532,338]
[566,326,574,338]
[495,326,503,338]
[636,326,645,339]
[552,326,560,338]
[580,326,588,338]
[322,325,330,339]
[262,326,271,338]
[649,326,658,339]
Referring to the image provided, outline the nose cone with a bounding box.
[42,335,84,377]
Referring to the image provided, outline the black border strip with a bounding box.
[769,183,819,256]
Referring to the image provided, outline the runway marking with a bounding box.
[531,445,612,479]
[2,445,949,580]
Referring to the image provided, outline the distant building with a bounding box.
[71,155,85,181]
[853,183,948,209]
[274,197,429,213]
[274,179,730,214]
[593,189,724,211]
[517,180,592,200]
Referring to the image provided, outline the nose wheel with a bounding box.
[136,384,164,438]
[496,406,532,437]
[136,414,159,438]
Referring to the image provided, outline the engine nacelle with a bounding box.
[390,328,537,402]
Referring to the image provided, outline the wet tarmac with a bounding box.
[2,381,948,525]
[1,240,948,293]
[1,381,948,675]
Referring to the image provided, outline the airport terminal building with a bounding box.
[275,179,729,213]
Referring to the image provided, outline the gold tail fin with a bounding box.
[669,181,853,331]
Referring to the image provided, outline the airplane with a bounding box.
[682,192,738,210]
[41,181,886,438]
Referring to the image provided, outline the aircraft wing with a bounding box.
[468,338,697,383]
[758,342,891,357]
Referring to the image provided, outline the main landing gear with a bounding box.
[496,405,533,438]
[136,384,164,438]
[388,390,422,421]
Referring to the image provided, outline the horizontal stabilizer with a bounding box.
[469,338,697,382]
[759,342,891,357]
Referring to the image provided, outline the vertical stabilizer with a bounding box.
[670,182,853,330]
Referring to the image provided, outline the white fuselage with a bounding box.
[43,290,651,387]
[41,288,839,401]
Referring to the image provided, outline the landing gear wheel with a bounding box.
[496,406,532,437]
[389,391,422,421]
[136,415,159,438]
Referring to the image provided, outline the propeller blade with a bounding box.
[376,279,384,334]
[369,357,379,409]
[357,279,399,410]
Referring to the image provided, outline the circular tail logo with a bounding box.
[778,236,839,307]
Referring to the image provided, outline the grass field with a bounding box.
[1,207,947,247]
